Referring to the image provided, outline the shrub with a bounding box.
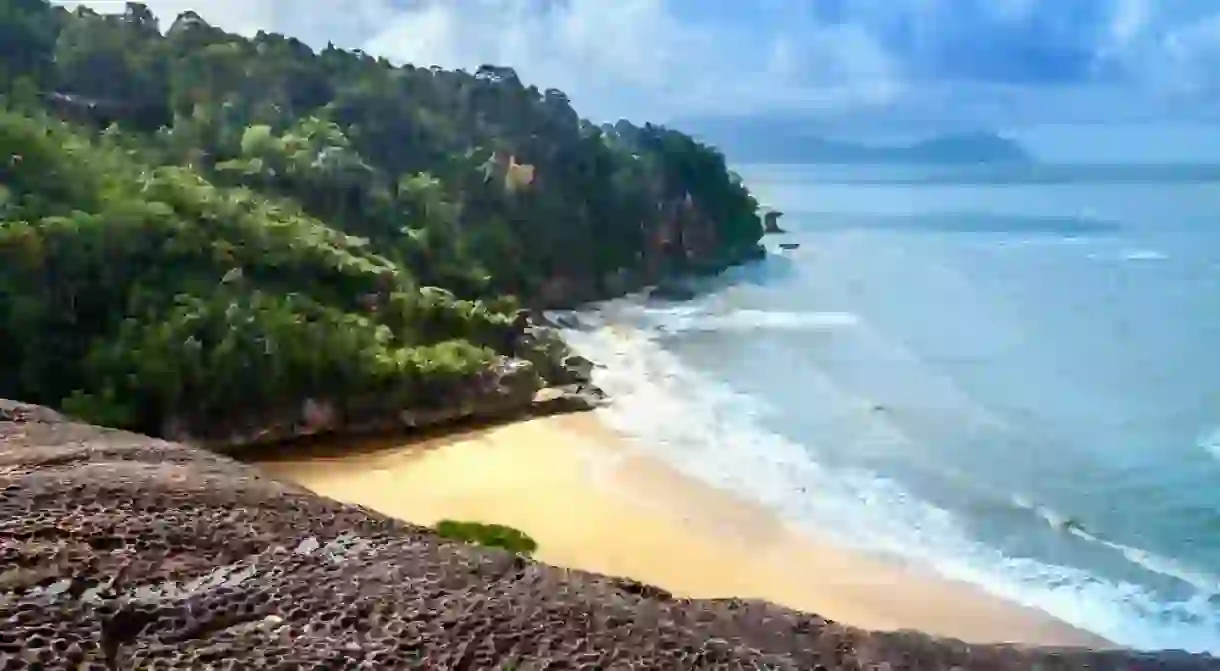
[433,519,538,555]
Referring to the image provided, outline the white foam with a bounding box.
[655,309,860,334]
[1083,535,1220,596]
[1122,249,1169,261]
[561,313,1220,654]
[557,300,861,337]
[1085,248,1170,262]
[994,236,1095,249]
[1198,428,1220,462]
[1010,494,1220,595]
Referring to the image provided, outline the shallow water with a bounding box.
[559,163,1220,653]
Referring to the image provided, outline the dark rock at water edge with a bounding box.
[523,310,587,332]
[650,279,699,302]
[1,399,1216,669]
[684,243,768,276]
[512,317,597,384]
[533,383,607,415]
[163,311,605,451]
[511,308,534,330]
[764,210,787,234]
[527,234,768,310]
[560,354,596,382]
[737,242,768,263]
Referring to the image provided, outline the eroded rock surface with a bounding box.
[0,400,1215,670]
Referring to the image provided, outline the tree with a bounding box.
[0,0,60,90]
[0,1,764,440]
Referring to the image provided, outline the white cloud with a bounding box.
[51,0,1220,124]
[363,1,692,103]
[1108,0,1151,44]
[58,0,901,121]
[360,0,789,120]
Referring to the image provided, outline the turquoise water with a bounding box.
[561,164,1220,653]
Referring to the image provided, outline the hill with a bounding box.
[742,131,1030,164]
[0,1,764,445]
[682,116,1031,164]
[888,131,1031,164]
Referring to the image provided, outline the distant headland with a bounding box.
[682,117,1032,165]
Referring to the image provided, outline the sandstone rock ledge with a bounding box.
[0,401,1214,670]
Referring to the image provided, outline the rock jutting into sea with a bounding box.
[159,311,606,452]
[764,210,787,234]
[1,400,1216,669]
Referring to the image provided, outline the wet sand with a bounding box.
[254,414,1111,648]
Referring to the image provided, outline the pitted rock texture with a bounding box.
[1,400,1216,670]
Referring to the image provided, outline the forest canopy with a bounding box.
[0,0,765,440]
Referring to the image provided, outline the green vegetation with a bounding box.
[433,520,538,556]
[0,1,765,439]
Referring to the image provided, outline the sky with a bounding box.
[55,1,1220,149]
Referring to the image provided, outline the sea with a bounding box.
[557,162,1220,653]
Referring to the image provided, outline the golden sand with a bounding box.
[254,414,1110,648]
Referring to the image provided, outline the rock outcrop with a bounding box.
[649,279,699,302]
[1,400,1216,669]
[530,191,766,309]
[764,210,786,234]
[159,312,604,451]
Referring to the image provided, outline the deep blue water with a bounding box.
[562,163,1220,652]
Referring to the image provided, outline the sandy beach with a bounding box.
[254,414,1111,648]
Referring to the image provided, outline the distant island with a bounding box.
[849,131,1031,165]
[681,116,1032,165]
[739,130,1030,165]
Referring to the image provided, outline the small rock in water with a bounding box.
[649,280,697,302]
[763,210,786,234]
[561,354,595,381]
[533,387,566,404]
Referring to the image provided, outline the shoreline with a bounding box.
[253,412,1111,648]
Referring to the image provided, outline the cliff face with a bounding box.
[1,400,1215,669]
[535,193,759,309]
[648,193,752,272]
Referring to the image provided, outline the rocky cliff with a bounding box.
[1,400,1215,669]
[154,312,604,452]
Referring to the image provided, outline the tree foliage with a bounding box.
[0,1,764,437]
[434,520,538,556]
